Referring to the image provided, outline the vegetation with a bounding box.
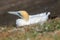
[0,18,60,40]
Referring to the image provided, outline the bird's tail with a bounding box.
[47,12,50,16]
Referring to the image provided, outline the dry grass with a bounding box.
[0,18,60,40]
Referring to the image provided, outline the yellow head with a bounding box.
[18,10,29,21]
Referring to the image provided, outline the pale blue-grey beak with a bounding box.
[8,11,22,18]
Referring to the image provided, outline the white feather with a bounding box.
[16,12,50,27]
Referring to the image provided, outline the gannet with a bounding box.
[8,11,50,27]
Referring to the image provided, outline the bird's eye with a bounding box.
[18,13,23,19]
[18,13,22,16]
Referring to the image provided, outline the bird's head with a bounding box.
[8,10,29,21]
[18,11,29,21]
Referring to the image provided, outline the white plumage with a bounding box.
[8,11,50,27]
[16,12,50,27]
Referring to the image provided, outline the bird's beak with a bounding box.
[8,11,20,17]
[8,11,29,21]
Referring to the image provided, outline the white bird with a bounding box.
[8,11,50,27]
